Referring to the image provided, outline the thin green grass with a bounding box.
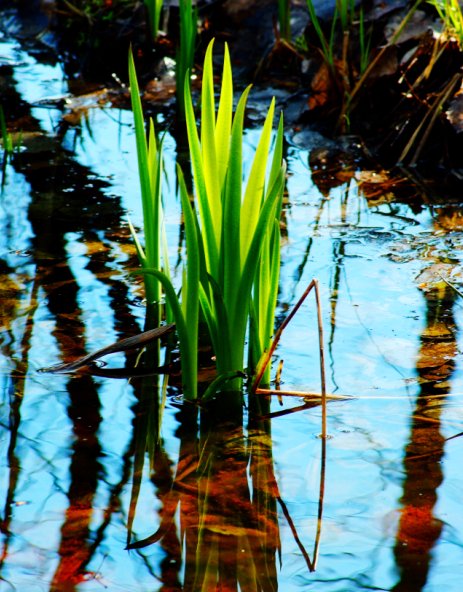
[339,0,424,126]
[358,6,372,74]
[305,0,423,129]
[305,0,367,76]
[144,0,163,40]
[429,0,463,46]
[278,0,291,41]
[176,0,197,116]
[305,0,338,69]
[337,0,355,32]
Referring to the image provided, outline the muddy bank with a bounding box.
[2,0,463,177]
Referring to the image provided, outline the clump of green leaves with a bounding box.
[184,40,285,393]
[129,41,285,400]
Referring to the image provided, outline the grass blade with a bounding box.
[215,43,233,191]
[184,72,220,278]
[240,98,276,263]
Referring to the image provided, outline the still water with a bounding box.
[1,30,463,592]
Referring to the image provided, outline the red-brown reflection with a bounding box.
[392,281,456,591]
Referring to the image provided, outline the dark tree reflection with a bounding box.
[392,282,456,591]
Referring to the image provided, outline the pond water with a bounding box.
[2,27,463,592]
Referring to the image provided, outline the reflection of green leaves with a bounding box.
[192,427,280,592]
[127,411,325,585]
[126,376,329,589]
[0,105,14,155]
[127,380,155,548]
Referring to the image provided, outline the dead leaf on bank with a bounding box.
[308,61,341,110]
[433,207,463,232]
[356,169,405,204]
[416,263,463,292]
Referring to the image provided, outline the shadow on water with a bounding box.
[392,280,458,591]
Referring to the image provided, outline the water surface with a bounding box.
[1,31,463,592]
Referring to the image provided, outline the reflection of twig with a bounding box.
[270,391,327,572]
[257,389,351,399]
[314,280,327,440]
[1,279,38,566]
[73,365,171,378]
[342,267,411,392]
[312,434,326,570]
[443,430,463,443]
[256,391,351,420]
[258,401,322,420]
[276,495,314,572]
[290,194,328,301]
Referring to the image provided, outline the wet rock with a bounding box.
[446,85,463,134]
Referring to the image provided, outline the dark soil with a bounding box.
[2,0,463,178]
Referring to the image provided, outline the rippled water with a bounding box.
[1,28,463,592]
